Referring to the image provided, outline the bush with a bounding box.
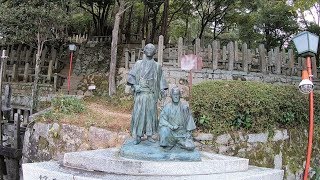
[52,96,86,114]
[191,80,320,134]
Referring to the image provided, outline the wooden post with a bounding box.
[16,44,22,67]
[248,49,252,71]
[207,44,212,69]
[47,60,53,82]
[131,50,136,62]
[125,48,129,70]
[158,35,164,65]
[23,63,30,82]
[242,43,248,72]
[0,50,8,179]
[234,41,239,69]
[51,47,57,70]
[195,38,201,56]
[275,47,281,74]
[259,44,267,74]
[312,57,317,78]
[227,42,234,71]
[141,40,146,49]
[222,46,227,69]
[10,46,15,65]
[53,73,58,91]
[212,40,219,70]
[281,49,286,75]
[12,64,17,82]
[178,37,183,68]
[12,113,20,180]
[288,49,295,75]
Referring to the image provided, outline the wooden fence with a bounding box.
[0,44,66,91]
[124,36,317,78]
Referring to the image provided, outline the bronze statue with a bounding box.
[127,43,168,144]
[159,87,196,151]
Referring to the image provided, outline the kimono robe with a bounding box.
[127,59,168,137]
[159,102,196,150]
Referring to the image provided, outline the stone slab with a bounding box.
[63,148,248,175]
[119,139,201,161]
[22,161,284,180]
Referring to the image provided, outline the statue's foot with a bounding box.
[147,136,155,143]
[133,137,141,145]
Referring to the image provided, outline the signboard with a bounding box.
[180,54,203,71]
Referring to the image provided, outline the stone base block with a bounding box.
[63,148,248,175]
[23,161,284,180]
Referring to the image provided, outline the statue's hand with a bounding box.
[134,85,141,93]
[172,125,179,130]
[160,90,166,99]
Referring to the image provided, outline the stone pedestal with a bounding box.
[22,148,284,180]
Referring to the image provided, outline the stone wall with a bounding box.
[74,42,111,75]
[162,67,302,87]
[22,122,320,179]
[195,127,320,180]
[22,122,129,163]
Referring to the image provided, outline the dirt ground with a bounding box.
[59,101,132,132]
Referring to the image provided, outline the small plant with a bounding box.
[198,115,211,128]
[311,166,320,180]
[232,111,252,129]
[52,96,86,114]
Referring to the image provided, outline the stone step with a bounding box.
[22,161,284,180]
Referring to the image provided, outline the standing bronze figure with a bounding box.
[127,43,168,144]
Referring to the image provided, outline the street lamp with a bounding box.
[68,44,77,94]
[292,31,319,180]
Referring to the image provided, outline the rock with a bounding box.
[272,130,289,141]
[247,133,268,143]
[77,90,84,95]
[88,127,118,149]
[194,133,213,141]
[218,145,231,154]
[84,90,93,96]
[216,134,231,145]
[61,124,87,152]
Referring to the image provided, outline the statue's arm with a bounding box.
[159,107,176,129]
[127,61,141,93]
[183,104,197,131]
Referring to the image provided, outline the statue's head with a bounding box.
[170,87,181,103]
[143,43,156,58]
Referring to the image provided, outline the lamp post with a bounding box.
[68,44,77,94]
[292,31,319,180]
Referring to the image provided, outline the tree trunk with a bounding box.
[31,34,44,114]
[141,5,148,40]
[109,1,126,96]
[161,0,169,44]
[125,6,133,43]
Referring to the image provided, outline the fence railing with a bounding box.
[0,44,66,91]
[124,36,317,78]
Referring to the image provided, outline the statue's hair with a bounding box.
[170,87,181,96]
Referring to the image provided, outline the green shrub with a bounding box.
[191,80,320,134]
[52,96,86,114]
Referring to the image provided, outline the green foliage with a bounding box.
[191,81,319,134]
[52,96,86,114]
[312,165,320,180]
[0,0,68,44]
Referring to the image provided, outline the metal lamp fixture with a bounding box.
[293,31,319,56]
[292,31,319,180]
[299,70,314,94]
[67,44,77,94]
